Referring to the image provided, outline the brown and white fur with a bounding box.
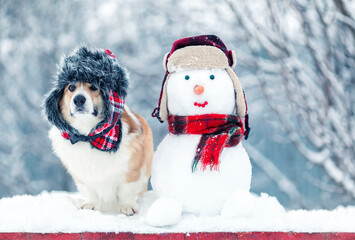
[48,82,153,215]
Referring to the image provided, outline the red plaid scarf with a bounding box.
[62,90,125,152]
[168,114,244,172]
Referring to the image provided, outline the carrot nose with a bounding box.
[194,85,204,95]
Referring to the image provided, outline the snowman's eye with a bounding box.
[185,75,190,80]
[210,75,215,80]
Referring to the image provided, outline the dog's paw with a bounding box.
[118,203,138,216]
[80,202,96,210]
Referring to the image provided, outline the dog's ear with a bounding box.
[44,88,70,131]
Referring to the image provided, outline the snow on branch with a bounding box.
[224,0,355,200]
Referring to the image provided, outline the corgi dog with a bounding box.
[45,47,153,215]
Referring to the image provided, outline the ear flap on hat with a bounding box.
[158,75,169,122]
[230,50,237,68]
[44,88,73,132]
[226,67,246,118]
[163,52,169,72]
[157,52,170,122]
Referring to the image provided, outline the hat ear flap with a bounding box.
[158,75,169,122]
[226,68,246,118]
[230,50,237,68]
[44,88,69,131]
[163,52,169,72]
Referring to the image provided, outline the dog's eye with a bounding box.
[68,85,76,92]
[90,85,98,91]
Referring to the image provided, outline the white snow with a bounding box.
[146,197,182,227]
[1,190,355,233]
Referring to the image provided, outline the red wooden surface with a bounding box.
[0,232,354,240]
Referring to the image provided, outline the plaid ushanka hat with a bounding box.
[44,46,129,151]
[152,35,249,137]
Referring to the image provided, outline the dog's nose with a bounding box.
[73,95,86,107]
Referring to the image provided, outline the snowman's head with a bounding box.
[153,35,247,122]
[167,69,235,116]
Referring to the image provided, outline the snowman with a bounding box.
[148,35,252,226]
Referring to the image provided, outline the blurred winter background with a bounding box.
[0,0,354,210]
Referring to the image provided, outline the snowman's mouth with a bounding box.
[194,101,208,108]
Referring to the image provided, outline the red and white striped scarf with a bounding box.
[62,90,125,152]
[168,114,244,172]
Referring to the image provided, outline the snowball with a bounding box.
[255,193,286,217]
[221,189,256,218]
[146,197,182,227]
[221,190,285,219]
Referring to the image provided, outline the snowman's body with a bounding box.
[152,135,251,215]
[150,69,252,216]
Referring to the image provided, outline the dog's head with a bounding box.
[44,46,128,135]
[58,82,105,135]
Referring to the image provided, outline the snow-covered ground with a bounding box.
[0,191,355,233]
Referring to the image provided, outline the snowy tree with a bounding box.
[221,0,355,201]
